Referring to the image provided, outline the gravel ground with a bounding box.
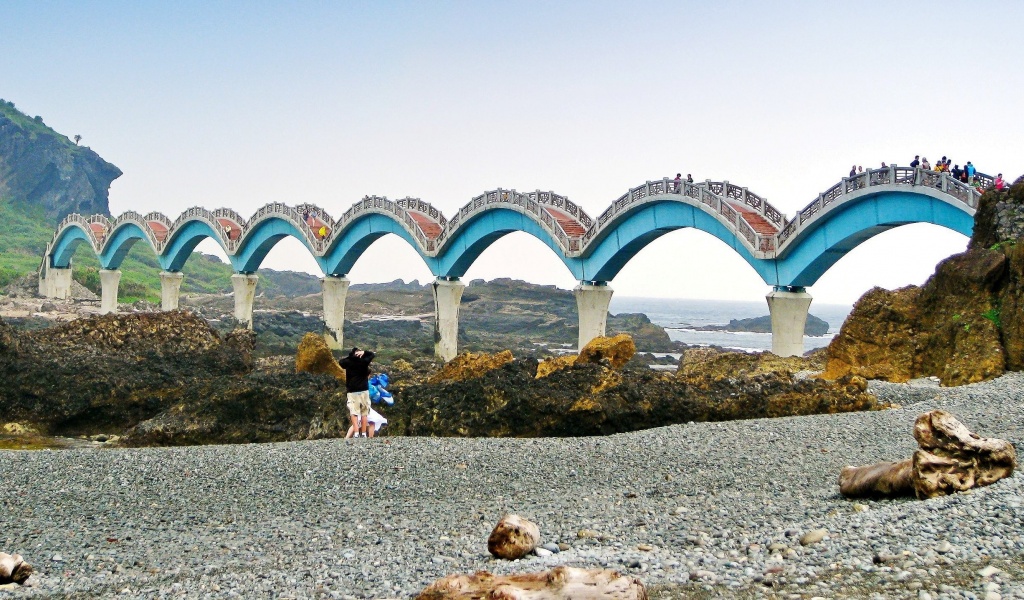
[1,373,1022,599]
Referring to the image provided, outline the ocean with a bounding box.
[610,297,853,354]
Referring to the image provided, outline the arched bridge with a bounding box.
[39,166,989,359]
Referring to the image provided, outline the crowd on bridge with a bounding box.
[847,156,1006,192]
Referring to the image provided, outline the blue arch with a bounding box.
[772,191,974,287]
[50,224,93,268]
[232,217,320,273]
[98,222,154,270]
[576,200,775,283]
[321,213,433,276]
[160,220,227,272]
[433,208,580,279]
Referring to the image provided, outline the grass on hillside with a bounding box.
[0,99,79,151]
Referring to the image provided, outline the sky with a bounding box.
[3,1,1022,305]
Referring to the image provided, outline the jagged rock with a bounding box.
[295,333,344,380]
[417,566,646,600]
[0,552,32,585]
[427,350,514,384]
[677,349,824,381]
[535,355,577,379]
[577,334,635,370]
[839,410,1016,499]
[487,514,541,560]
[912,410,1016,498]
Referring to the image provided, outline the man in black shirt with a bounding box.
[910,155,920,169]
[339,347,376,438]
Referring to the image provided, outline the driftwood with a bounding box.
[839,410,1016,499]
[0,553,32,585]
[487,515,540,560]
[416,566,647,600]
[839,459,914,497]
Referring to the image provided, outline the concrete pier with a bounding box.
[321,275,351,350]
[99,269,121,315]
[766,288,813,357]
[38,265,73,300]
[231,274,259,329]
[575,281,614,352]
[432,277,465,362]
[160,271,184,311]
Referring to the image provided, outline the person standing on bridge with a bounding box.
[966,161,976,180]
[995,174,1006,191]
[673,173,682,192]
[910,155,920,169]
[340,347,376,439]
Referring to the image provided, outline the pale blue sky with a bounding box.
[3,1,1022,304]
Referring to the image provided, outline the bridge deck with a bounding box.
[543,206,587,238]
[408,212,443,240]
[728,202,780,235]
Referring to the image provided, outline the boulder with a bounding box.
[487,514,541,560]
[577,334,635,370]
[428,350,514,384]
[416,566,646,600]
[0,552,32,585]
[295,333,344,380]
[839,410,1016,499]
[535,354,576,379]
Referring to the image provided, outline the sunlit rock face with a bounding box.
[825,178,1024,386]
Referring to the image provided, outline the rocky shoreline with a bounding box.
[0,373,1020,598]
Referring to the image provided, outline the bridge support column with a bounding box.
[767,287,812,357]
[322,275,350,351]
[160,271,184,311]
[38,265,73,300]
[231,273,259,329]
[432,277,465,362]
[99,269,121,315]
[575,281,614,352]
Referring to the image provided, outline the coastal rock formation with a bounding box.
[487,515,541,560]
[826,178,1024,386]
[695,313,830,336]
[417,567,646,600]
[0,100,121,219]
[427,350,514,384]
[577,333,636,370]
[0,552,32,585]
[839,410,1016,499]
[295,332,345,380]
[389,355,877,437]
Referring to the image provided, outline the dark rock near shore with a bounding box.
[694,314,830,336]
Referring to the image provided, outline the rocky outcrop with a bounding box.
[577,333,636,370]
[825,178,1024,386]
[427,350,514,384]
[389,354,877,437]
[0,101,121,219]
[295,332,344,380]
[0,311,345,444]
[694,313,830,336]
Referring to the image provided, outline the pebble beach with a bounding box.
[1,373,1022,599]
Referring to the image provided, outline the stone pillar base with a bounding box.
[39,265,73,300]
[322,276,351,350]
[432,277,466,362]
[766,288,813,357]
[160,271,185,311]
[99,269,121,315]
[574,282,614,352]
[231,274,259,329]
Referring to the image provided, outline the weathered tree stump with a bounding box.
[416,566,647,600]
[912,409,1017,498]
[839,410,1016,499]
[0,552,32,585]
[487,514,540,560]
